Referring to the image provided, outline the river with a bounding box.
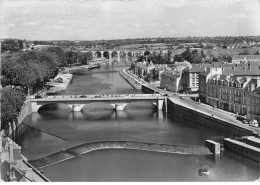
[14,64,260,181]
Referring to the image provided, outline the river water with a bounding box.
[14,64,259,181]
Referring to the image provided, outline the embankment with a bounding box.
[7,99,32,137]
[167,98,255,136]
[119,69,142,90]
[29,140,212,168]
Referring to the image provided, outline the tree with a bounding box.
[174,54,184,62]
[254,50,260,55]
[1,87,26,131]
[239,49,250,55]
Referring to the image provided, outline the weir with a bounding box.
[29,141,213,168]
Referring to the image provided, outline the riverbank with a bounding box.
[29,140,212,168]
[45,73,73,93]
[121,67,260,137]
[119,69,142,90]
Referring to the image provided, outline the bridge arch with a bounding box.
[38,103,72,112]
[103,51,110,59]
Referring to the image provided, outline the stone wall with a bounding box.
[142,85,156,94]
[119,70,142,90]
[224,138,260,162]
[7,99,32,137]
[167,99,255,136]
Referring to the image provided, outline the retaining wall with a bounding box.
[167,99,255,136]
[142,85,156,94]
[7,99,32,137]
[119,69,142,90]
[224,138,260,162]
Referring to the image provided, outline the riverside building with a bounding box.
[232,55,260,64]
[247,86,260,123]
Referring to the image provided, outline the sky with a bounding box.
[0,0,260,40]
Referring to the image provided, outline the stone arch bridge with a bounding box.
[30,94,166,112]
[80,49,170,62]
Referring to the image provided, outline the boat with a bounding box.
[47,89,56,95]
[198,165,210,176]
[88,64,100,69]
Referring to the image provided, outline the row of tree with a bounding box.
[1,46,66,95]
[1,88,26,131]
[64,50,93,66]
[135,50,173,64]
[1,39,25,52]
[173,48,206,64]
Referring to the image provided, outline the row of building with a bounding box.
[0,131,49,182]
[132,58,260,123]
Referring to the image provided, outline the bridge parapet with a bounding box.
[30,94,166,112]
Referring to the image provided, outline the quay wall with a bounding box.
[7,99,32,137]
[119,69,142,90]
[167,99,255,136]
[29,140,212,168]
[223,138,260,162]
[142,85,156,94]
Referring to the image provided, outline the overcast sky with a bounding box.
[1,0,260,40]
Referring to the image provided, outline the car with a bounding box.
[249,120,259,127]
[241,120,249,125]
[79,95,87,98]
[35,95,43,99]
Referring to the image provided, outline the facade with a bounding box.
[160,67,185,93]
[247,86,260,123]
[206,75,260,115]
[199,67,223,103]
[182,64,211,92]
[232,55,260,64]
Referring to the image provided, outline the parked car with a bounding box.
[241,120,249,125]
[249,120,259,127]
[35,95,43,99]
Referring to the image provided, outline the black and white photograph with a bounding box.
[0,0,260,182]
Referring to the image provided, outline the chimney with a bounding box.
[9,161,17,169]
[9,140,14,161]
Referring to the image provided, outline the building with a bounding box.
[206,75,260,115]
[160,66,186,93]
[182,64,212,92]
[0,131,49,182]
[246,86,260,123]
[199,67,223,103]
[232,55,260,64]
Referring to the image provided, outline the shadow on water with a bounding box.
[81,103,115,120]
[124,102,157,119]
[38,103,72,120]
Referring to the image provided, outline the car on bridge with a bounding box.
[79,95,87,98]
[35,95,43,99]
